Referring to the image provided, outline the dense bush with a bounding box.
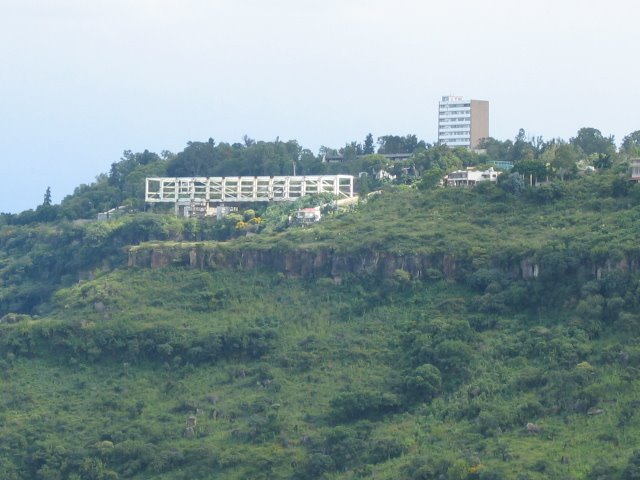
[404,363,442,401]
[330,391,401,422]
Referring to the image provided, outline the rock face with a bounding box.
[128,243,636,284]
[129,245,465,282]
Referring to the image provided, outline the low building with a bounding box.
[97,206,128,221]
[294,207,322,225]
[445,167,501,187]
[375,170,396,181]
[631,158,640,182]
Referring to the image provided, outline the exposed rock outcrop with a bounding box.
[129,245,465,282]
[128,242,639,284]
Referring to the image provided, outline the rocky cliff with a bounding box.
[128,241,640,287]
[128,243,462,282]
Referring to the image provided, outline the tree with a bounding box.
[621,130,640,156]
[498,172,525,196]
[530,134,548,157]
[477,137,513,162]
[34,186,59,222]
[298,148,325,174]
[43,187,52,206]
[510,128,536,162]
[136,149,161,166]
[404,364,442,400]
[339,141,361,160]
[570,127,615,156]
[512,159,549,185]
[356,154,389,174]
[418,167,445,190]
[242,134,256,147]
[377,134,425,154]
[363,133,375,154]
[109,149,162,188]
[551,143,579,180]
[413,144,462,173]
[166,139,218,176]
[60,176,122,219]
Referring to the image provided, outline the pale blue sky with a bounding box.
[1,0,638,212]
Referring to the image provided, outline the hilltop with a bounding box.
[2,132,640,479]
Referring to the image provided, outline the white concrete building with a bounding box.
[145,175,355,217]
[438,96,489,149]
[445,167,500,187]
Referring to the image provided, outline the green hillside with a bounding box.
[3,166,640,478]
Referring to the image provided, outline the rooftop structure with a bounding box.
[324,153,414,163]
[438,96,489,149]
[488,160,514,171]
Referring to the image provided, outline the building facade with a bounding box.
[145,175,355,217]
[438,96,489,149]
[631,158,640,182]
[445,167,500,187]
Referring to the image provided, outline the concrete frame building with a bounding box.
[438,96,489,149]
[145,175,355,217]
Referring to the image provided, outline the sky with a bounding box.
[1,0,639,213]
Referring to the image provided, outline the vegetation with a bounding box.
[2,128,640,478]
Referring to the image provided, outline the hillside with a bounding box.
[3,173,640,479]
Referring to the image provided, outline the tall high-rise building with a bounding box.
[438,96,489,149]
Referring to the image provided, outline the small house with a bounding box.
[445,167,501,187]
[294,207,322,225]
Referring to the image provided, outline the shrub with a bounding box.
[330,391,401,422]
[589,461,621,479]
[322,426,366,471]
[299,453,335,478]
[404,364,442,401]
[432,340,473,386]
[367,437,407,464]
[401,455,451,480]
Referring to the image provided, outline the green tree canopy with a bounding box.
[570,127,615,156]
[477,137,513,162]
[512,159,549,184]
[363,133,375,154]
[413,145,463,173]
[621,130,640,156]
[377,134,426,154]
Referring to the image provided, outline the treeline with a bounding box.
[3,127,639,225]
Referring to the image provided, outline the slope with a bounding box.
[2,174,640,479]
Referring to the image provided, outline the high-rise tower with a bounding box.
[438,96,489,149]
